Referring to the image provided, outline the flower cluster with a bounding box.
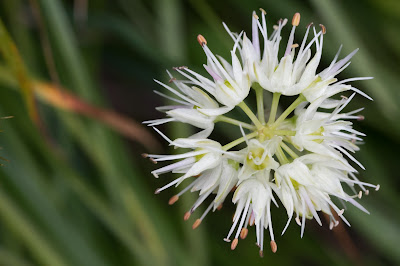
[144,10,379,256]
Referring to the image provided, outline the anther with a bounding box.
[357,115,365,121]
[168,195,179,205]
[295,217,301,226]
[270,240,277,253]
[292,13,300,26]
[223,238,231,243]
[149,158,158,164]
[240,228,248,239]
[319,24,326,34]
[259,250,264,258]
[307,22,314,28]
[375,184,380,191]
[184,211,191,221]
[217,204,223,211]
[338,209,344,216]
[365,190,370,195]
[253,13,259,20]
[329,221,334,230]
[291,43,299,48]
[358,191,363,199]
[231,238,239,250]
[141,153,148,158]
[154,188,161,194]
[192,219,202,229]
[259,8,266,14]
[197,34,207,47]
[168,77,176,83]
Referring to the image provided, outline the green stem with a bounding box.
[274,130,297,136]
[223,131,258,151]
[276,145,290,164]
[280,141,299,159]
[272,94,306,128]
[238,101,263,129]
[267,93,281,125]
[215,116,256,130]
[253,83,265,124]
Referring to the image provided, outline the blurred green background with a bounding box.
[0,0,399,265]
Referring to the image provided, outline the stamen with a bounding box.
[301,199,306,238]
[292,12,300,26]
[240,228,248,239]
[197,34,207,46]
[335,220,339,227]
[270,240,277,253]
[319,24,326,34]
[358,191,363,199]
[231,238,239,250]
[329,221,334,230]
[168,195,179,205]
[234,198,251,240]
[192,219,202,229]
[259,8,266,14]
[253,13,259,20]
[184,211,191,221]
[154,178,180,194]
[249,212,255,226]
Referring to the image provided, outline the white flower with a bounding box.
[238,137,280,181]
[225,10,372,102]
[144,70,233,138]
[292,93,366,169]
[225,175,279,256]
[197,34,251,107]
[148,134,225,181]
[145,10,378,257]
[275,154,377,236]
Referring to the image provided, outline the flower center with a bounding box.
[246,147,271,170]
[310,126,324,143]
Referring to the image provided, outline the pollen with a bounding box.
[240,228,248,239]
[184,211,191,221]
[192,219,202,229]
[270,240,278,253]
[320,24,326,34]
[168,195,179,205]
[231,238,239,250]
[292,13,300,26]
[197,34,207,46]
